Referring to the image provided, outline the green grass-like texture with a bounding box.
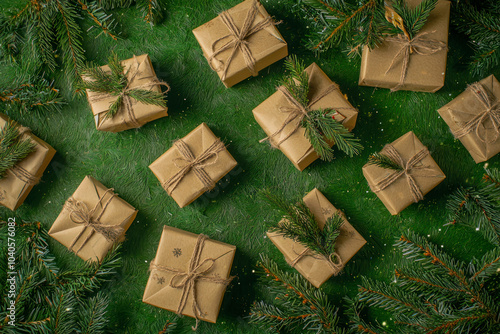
[1,0,500,333]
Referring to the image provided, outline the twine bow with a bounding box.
[6,125,39,185]
[288,246,344,275]
[208,0,281,81]
[149,234,234,331]
[385,31,446,92]
[64,188,123,254]
[451,82,500,143]
[162,139,226,195]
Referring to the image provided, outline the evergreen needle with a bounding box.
[0,121,36,179]
[367,152,403,171]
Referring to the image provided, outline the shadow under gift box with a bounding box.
[84,54,168,132]
[359,0,450,92]
[267,188,366,288]
[438,75,500,163]
[253,63,358,171]
[49,176,138,262]
[192,0,288,88]
[149,123,238,208]
[0,113,56,211]
[362,131,446,215]
[143,226,236,324]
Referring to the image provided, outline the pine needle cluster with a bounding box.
[446,167,500,247]
[366,152,403,171]
[0,121,36,179]
[282,56,362,160]
[78,52,167,119]
[98,0,166,26]
[0,220,122,333]
[350,231,500,333]
[249,255,347,333]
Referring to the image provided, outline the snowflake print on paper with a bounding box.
[173,248,182,257]
[321,207,332,215]
[156,276,165,285]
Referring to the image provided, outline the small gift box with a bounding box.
[48,176,138,262]
[267,188,366,288]
[84,54,169,132]
[358,0,450,92]
[0,113,56,211]
[438,75,500,163]
[143,226,236,326]
[362,131,446,215]
[192,0,288,87]
[253,62,358,171]
[149,123,237,208]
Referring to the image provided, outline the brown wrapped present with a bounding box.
[0,114,56,211]
[149,123,237,208]
[143,226,236,327]
[362,132,446,215]
[438,75,500,163]
[85,54,169,132]
[192,0,288,88]
[267,188,366,288]
[49,176,138,262]
[359,0,450,92]
[253,62,358,171]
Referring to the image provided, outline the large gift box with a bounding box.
[49,176,138,262]
[438,75,500,163]
[192,0,288,88]
[362,131,446,215]
[0,113,56,211]
[359,0,450,92]
[267,189,366,288]
[149,123,237,208]
[253,62,358,171]
[84,54,168,132]
[143,226,236,325]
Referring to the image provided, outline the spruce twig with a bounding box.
[366,152,403,171]
[0,121,36,179]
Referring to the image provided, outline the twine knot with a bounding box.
[288,246,344,274]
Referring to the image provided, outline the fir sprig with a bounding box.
[0,121,36,179]
[366,152,403,171]
[0,77,63,113]
[391,0,438,39]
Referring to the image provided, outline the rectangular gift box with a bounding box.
[192,0,288,88]
[362,131,446,215]
[253,62,358,171]
[143,226,236,323]
[358,0,450,92]
[149,123,237,208]
[0,113,56,211]
[49,176,138,262]
[267,188,366,288]
[85,54,168,132]
[438,75,500,163]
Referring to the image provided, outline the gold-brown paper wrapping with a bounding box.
[438,75,500,163]
[359,0,450,92]
[253,62,358,171]
[149,123,238,208]
[192,0,288,88]
[143,226,236,323]
[48,176,138,262]
[0,113,56,211]
[85,54,168,132]
[267,188,366,288]
[362,132,446,215]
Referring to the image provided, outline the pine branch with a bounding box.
[366,152,403,171]
[0,121,36,179]
[138,0,165,26]
[76,291,110,334]
[282,55,309,107]
[77,0,119,40]
[391,0,438,38]
[0,77,63,113]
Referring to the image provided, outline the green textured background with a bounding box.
[1,0,499,333]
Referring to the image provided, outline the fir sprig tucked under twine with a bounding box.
[0,121,36,179]
[367,151,403,171]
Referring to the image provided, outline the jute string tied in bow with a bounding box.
[370,145,441,203]
[385,31,446,92]
[6,125,40,185]
[208,0,282,81]
[149,234,234,331]
[64,188,123,254]
[88,55,170,128]
[162,139,226,195]
[451,82,500,143]
[288,245,344,275]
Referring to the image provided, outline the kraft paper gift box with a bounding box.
[438,75,500,163]
[149,123,238,208]
[253,62,358,171]
[84,54,168,132]
[0,113,56,211]
[267,188,366,288]
[49,176,138,262]
[362,131,446,215]
[143,226,236,324]
[192,0,288,88]
[358,0,450,92]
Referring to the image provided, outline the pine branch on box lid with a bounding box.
[0,121,36,180]
[366,152,404,171]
